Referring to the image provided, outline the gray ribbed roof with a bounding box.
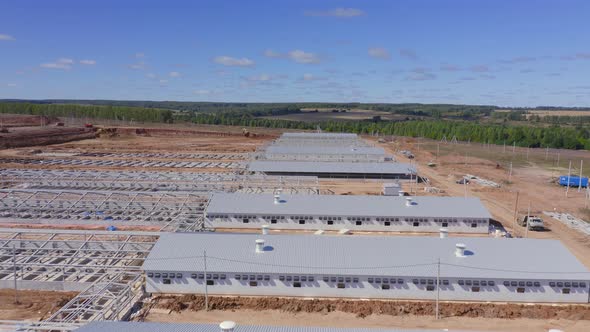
[266,145,385,155]
[206,193,491,219]
[142,233,589,280]
[248,161,415,175]
[282,133,358,139]
[74,322,463,332]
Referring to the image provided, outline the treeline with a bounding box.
[192,113,590,150]
[1,100,497,117]
[0,103,174,123]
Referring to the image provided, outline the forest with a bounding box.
[191,112,590,150]
[0,102,173,123]
[1,100,589,150]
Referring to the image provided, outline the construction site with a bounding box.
[0,119,589,332]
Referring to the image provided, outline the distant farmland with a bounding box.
[496,109,590,118]
[260,108,409,122]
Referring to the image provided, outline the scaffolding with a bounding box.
[0,169,322,194]
[0,189,208,231]
[0,228,158,326]
[0,228,158,288]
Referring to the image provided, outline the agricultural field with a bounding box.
[260,108,410,122]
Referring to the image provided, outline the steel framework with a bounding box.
[0,189,207,231]
[0,169,322,194]
[0,228,159,326]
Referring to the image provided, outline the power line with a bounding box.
[144,254,590,275]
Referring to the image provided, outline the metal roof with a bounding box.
[142,233,589,280]
[206,193,491,219]
[74,322,463,332]
[248,161,415,175]
[265,146,385,156]
[282,133,358,139]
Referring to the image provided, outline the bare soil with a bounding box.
[0,114,58,127]
[0,289,77,321]
[0,126,96,149]
[142,295,590,331]
[373,137,590,269]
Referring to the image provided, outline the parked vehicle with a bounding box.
[559,175,588,187]
[518,215,544,231]
[456,178,470,184]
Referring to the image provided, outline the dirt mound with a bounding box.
[0,114,59,127]
[150,295,590,320]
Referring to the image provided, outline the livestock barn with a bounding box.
[248,160,415,179]
[205,193,491,233]
[143,233,590,303]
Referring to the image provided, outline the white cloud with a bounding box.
[247,74,273,82]
[128,61,146,70]
[169,71,181,77]
[264,49,282,58]
[146,73,157,79]
[58,58,74,64]
[213,56,255,67]
[368,47,391,60]
[6,83,17,87]
[305,8,365,18]
[79,59,96,65]
[194,89,212,95]
[135,53,145,58]
[288,50,320,64]
[40,58,74,70]
[159,79,168,84]
[0,34,15,41]
[298,73,327,82]
[303,73,315,81]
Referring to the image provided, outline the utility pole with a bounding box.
[508,162,513,183]
[545,147,549,160]
[436,143,439,160]
[513,191,520,231]
[526,147,529,160]
[525,202,530,238]
[503,141,506,153]
[566,160,572,197]
[436,258,440,320]
[464,178,467,198]
[13,243,18,304]
[578,160,584,192]
[513,141,516,154]
[204,250,208,311]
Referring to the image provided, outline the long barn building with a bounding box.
[248,160,416,179]
[205,193,491,233]
[143,233,590,303]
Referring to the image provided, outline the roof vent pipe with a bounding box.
[219,321,237,332]
[455,243,466,257]
[255,239,265,253]
[439,228,448,239]
[274,194,281,204]
[398,191,406,197]
[261,225,269,235]
[405,197,413,207]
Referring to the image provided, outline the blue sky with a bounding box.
[1,0,590,106]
